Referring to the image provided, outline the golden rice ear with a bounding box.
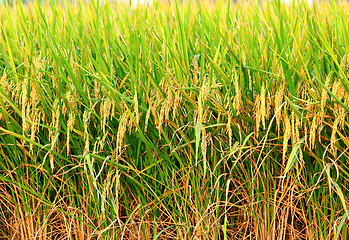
[101,98,113,135]
[282,113,291,164]
[29,110,41,153]
[309,114,320,150]
[330,118,339,157]
[0,72,6,88]
[94,79,101,100]
[66,90,77,112]
[231,69,242,116]
[193,60,199,85]
[101,170,113,220]
[198,84,209,124]
[144,107,151,132]
[201,126,208,175]
[157,100,165,134]
[67,111,76,155]
[275,79,285,131]
[260,85,267,130]
[172,90,182,120]
[164,86,173,121]
[116,112,129,158]
[21,78,29,137]
[340,53,349,78]
[255,95,261,138]
[331,80,341,101]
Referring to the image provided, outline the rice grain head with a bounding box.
[232,71,242,115]
[330,118,339,156]
[116,112,129,157]
[255,95,261,137]
[29,110,41,153]
[197,84,209,124]
[309,114,319,150]
[144,107,151,132]
[296,115,303,162]
[113,169,121,224]
[283,113,291,164]
[340,53,349,78]
[193,61,199,85]
[260,85,267,129]
[101,170,113,220]
[275,78,285,130]
[67,111,76,155]
[102,98,113,135]
[172,90,182,119]
[157,100,165,134]
[164,87,173,121]
[65,91,76,112]
[94,80,100,100]
[201,126,208,176]
[339,96,349,129]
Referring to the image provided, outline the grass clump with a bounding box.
[0,0,349,239]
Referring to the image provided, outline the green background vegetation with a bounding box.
[0,0,348,239]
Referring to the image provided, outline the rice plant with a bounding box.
[0,0,348,239]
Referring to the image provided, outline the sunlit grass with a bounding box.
[0,0,348,239]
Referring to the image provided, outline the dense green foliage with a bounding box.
[0,0,349,239]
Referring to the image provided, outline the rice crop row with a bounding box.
[0,0,348,239]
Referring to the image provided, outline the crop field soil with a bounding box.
[0,0,348,239]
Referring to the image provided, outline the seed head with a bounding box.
[102,98,112,135]
[65,91,76,112]
[172,90,181,119]
[330,118,339,156]
[116,112,129,157]
[165,87,173,121]
[282,113,291,164]
[309,114,319,150]
[275,79,285,129]
[232,71,242,115]
[144,107,151,132]
[198,85,209,123]
[67,111,75,155]
[201,126,208,175]
[101,170,113,220]
[193,61,199,85]
[260,85,267,129]
[255,95,261,138]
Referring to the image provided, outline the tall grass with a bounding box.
[0,0,348,239]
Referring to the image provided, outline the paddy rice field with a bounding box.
[0,0,349,239]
